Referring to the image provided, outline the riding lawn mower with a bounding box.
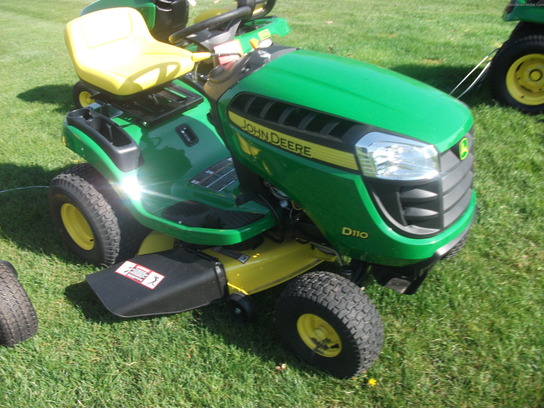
[49,0,476,378]
[488,0,544,113]
[453,0,544,113]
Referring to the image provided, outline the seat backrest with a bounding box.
[65,7,196,96]
[65,7,152,67]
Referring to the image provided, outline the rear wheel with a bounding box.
[0,262,38,346]
[276,271,383,378]
[49,164,148,266]
[489,35,544,113]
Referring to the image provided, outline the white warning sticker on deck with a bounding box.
[115,261,165,290]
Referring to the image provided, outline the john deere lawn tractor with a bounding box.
[49,1,476,378]
[489,0,544,113]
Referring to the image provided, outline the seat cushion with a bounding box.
[65,7,195,96]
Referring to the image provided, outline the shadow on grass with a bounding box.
[65,281,129,324]
[0,162,79,262]
[17,84,74,113]
[391,64,494,109]
[63,280,320,374]
[64,275,344,376]
[189,286,333,375]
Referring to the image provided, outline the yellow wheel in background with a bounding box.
[77,90,95,108]
[72,81,96,108]
[505,53,544,106]
[489,34,544,113]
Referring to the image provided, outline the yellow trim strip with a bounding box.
[203,237,324,295]
[229,111,359,171]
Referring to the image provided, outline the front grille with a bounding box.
[229,93,361,141]
[366,130,474,237]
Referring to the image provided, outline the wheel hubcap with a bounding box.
[506,53,544,106]
[60,203,95,250]
[297,313,342,357]
[78,90,95,107]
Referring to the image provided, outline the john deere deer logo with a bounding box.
[459,137,470,160]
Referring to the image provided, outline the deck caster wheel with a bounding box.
[226,292,257,323]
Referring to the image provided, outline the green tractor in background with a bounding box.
[489,0,544,113]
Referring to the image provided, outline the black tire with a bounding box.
[73,81,96,108]
[489,34,544,113]
[0,262,38,346]
[49,163,149,266]
[276,271,383,378]
[508,22,544,42]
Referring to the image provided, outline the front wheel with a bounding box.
[489,35,544,113]
[276,271,383,378]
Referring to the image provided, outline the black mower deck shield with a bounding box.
[86,249,227,318]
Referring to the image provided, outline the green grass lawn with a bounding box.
[0,0,542,407]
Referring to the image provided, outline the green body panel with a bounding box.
[223,50,473,153]
[62,81,275,246]
[217,50,475,265]
[504,0,544,23]
[82,0,156,27]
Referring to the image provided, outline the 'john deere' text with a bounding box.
[240,119,312,158]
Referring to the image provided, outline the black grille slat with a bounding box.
[278,106,296,125]
[399,188,439,202]
[443,170,473,213]
[443,188,473,227]
[442,154,474,194]
[404,207,440,221]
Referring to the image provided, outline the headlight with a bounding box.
[356,132,439,181]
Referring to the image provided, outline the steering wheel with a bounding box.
[169,2,254,44]
[251,0,277,20]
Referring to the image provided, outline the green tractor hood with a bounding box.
[232,50,473,153]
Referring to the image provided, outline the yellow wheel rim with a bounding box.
[297,313,342,358]
[78,90,95,107]
[506,53,544,106]
[60,203,95,251]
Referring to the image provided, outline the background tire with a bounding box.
[276,271,383,378]
[489,35,544,113]
[49,164,149,266]
[0,262,38,346]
